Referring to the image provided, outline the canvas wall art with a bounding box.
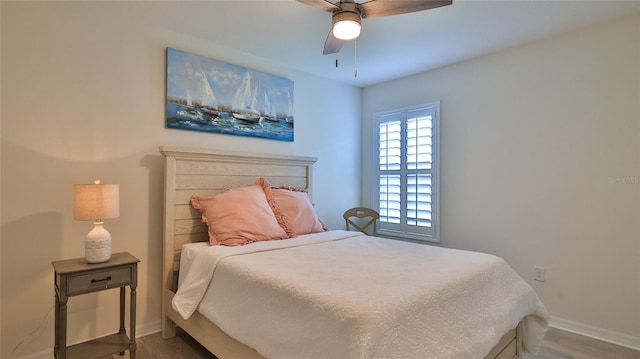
[166,48,294,141]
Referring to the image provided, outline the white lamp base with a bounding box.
[85,222,112,263]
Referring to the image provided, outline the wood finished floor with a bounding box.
[103,327,640,359]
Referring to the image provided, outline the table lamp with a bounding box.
[73,180,120,263]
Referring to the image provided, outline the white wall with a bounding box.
[362,14,640,341]
[0,2,360,358]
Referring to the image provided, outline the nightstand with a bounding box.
[52,252,140,359]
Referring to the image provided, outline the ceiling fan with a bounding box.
[298,0,453,55]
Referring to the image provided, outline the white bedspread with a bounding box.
[173,230,548,359]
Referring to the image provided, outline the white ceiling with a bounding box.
[144,0,640,87]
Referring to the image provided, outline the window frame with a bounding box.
[374,101,440,243]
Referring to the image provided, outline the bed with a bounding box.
[160,145,548,359]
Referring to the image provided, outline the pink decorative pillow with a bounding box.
[256,177,326,237]
[190,185,288,246]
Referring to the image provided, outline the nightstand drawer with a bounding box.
[67,267,131,295]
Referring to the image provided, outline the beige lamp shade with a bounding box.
[73,181,120,221]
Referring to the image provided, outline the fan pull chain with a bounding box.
[354,39,358,77]
[336,52,339,68]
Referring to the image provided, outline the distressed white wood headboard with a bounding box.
[159,145,317,291]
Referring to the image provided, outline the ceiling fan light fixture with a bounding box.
[332,11,361,40]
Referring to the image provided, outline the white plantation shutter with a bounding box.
[376,102,439,242]
[379,117,402,224]
[407,174,432,227]
[379,174,401,224]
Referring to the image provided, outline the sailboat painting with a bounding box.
[165,48,294,141]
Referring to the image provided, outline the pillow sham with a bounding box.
[256,177,326,237]
[190,185,288,246]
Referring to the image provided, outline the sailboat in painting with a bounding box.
[199,73,220,117]
[232,72,262,123]
[262,93,278,122]
[175,73,221,124]
[285,90,294,126]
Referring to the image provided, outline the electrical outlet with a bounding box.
[534,266,545,282]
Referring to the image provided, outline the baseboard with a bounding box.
[16,320,162,359]
[550,316,640,351]
[132,319,163,337]
[18,317,639,358]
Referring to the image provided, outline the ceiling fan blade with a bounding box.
[297,0,340,12]
[323,30,345,55]
[359,0,452,19]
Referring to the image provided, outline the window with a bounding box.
[375,102,440,242]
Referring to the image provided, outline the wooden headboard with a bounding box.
[159,146,318,292]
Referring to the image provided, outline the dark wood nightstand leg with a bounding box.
[59,295,68,359]
[130,283,137,359]
[119,287,125,332]
[119,287,126,355]
[54,290,59,358]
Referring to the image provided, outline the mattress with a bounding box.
[174,230,548,359]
